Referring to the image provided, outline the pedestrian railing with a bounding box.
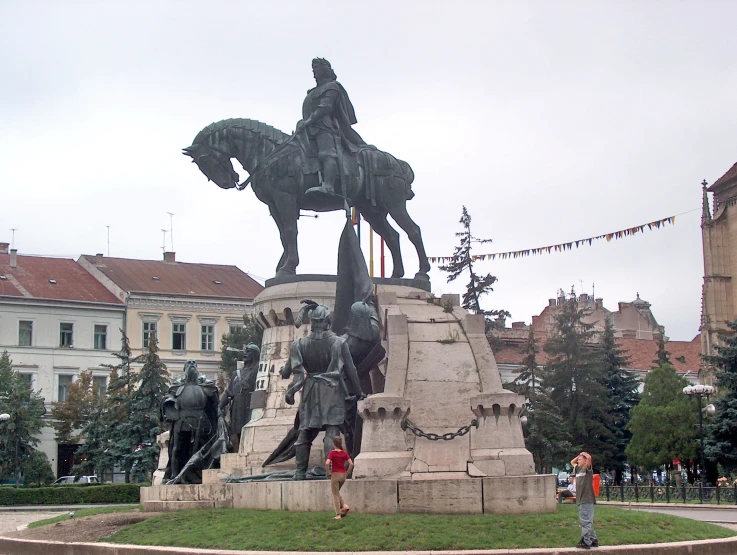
[602,483,737,505]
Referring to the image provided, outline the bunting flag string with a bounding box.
[428,216,676,264]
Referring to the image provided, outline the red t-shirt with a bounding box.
[327,449,351,473]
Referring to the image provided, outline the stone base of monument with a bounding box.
[142,277,556,515]
[141,474,555,514]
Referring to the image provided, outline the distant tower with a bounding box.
[700,162,737,385]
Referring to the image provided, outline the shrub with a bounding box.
[0,483,140,505]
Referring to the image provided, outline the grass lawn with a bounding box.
[103,505,736,551]
[28,505,143,528]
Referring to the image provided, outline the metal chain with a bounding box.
[400,417,479,441]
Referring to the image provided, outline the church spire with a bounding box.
[702,179,712,225]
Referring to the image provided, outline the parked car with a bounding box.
[52,475,99,485]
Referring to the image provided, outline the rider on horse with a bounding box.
[296,58,367,197]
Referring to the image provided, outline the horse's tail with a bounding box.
[399,160,415,200]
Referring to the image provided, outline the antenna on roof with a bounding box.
[106,225,110,256]
[161,229,168,254]
[167,212,175,251]
[10,228,17,249]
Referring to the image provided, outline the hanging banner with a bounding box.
[428,216,676,264]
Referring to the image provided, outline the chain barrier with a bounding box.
[400,417,479,441]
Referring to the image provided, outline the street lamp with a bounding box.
[683,384,715,493]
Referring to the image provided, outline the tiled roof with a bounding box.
[493,334,700,376]
[709,161,737,192]
[78,255,263,299]
[0,254,123,305]
[617,336,700,375]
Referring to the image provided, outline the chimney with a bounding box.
[0,242,8,254]
[511,321,526,329]
[10,249,17,268]
[595,298,603,310]
[95,253,104,257]
[163,251,176,263]
[548,298,556,307]
[579,293,589,303]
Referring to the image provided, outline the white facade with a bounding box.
[0,297,124,476]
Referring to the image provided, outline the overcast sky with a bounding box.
[2,1,736,341]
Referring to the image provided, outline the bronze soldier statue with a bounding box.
[284,304,365,480]
[296,58,367,197]
[219,343,260,451]
[161,360,219,483]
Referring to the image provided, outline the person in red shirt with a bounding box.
[326,436,353,519]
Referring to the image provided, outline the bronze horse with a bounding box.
[183,119,430,279]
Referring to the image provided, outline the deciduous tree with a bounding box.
[626,364,697,476]
[51,370,98,444]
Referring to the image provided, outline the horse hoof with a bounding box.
[414,272,430,282]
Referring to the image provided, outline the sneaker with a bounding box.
[575,538,590,550]
[591,539,599,547]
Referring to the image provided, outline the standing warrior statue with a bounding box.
[219,343,260,451]
[160,360,219,483]
[285,303,365,480]
[296,57,367,197]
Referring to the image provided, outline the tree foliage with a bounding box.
[704,320,737,472]
[542,289,613,464]
[51,370,99,444]
[512,327,570,473]
[652,333,671,368]
[0,351,47,484]
[626,364,697,472]
[220,314,263,378]
[22,450,55,486]
[599,318,640,482]
[439,206,510,331]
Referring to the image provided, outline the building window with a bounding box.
[58,375,74,402]
[18,321,33,346]
[92,376,107,398]
[143,322,157,348]
[94,325,107,350]
[59,323,74,347]
[172,323,186,351]
[201,325,215,351]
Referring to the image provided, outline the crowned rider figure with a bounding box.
[296,58,367,197]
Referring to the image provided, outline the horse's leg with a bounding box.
[272,191,300,276]
[360,206,404,279]
[387,202,431,281]
[267,201,289,275]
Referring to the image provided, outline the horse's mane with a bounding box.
[193,118,290,146]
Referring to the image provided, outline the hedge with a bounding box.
[0,484,141,505]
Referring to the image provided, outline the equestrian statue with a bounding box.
[183,58,430,281]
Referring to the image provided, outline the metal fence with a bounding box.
[602,483,737,505]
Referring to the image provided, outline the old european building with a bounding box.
[0,245,125,477]
[700,161,737,384]
[492,293,700,386]
[77,252,264,381]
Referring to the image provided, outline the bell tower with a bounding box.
[701,162,737,384]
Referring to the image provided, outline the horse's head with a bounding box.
[182,141,240,190]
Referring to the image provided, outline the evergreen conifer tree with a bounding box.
[542,289,613,464]
[99,332,141,482]
[439,206,510,331]
[599,318,640,483]
[123,332,169,481]
[704,320,737,472]
[0,352,47,484]
[652,333,671,367]
[512,327,570,472]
